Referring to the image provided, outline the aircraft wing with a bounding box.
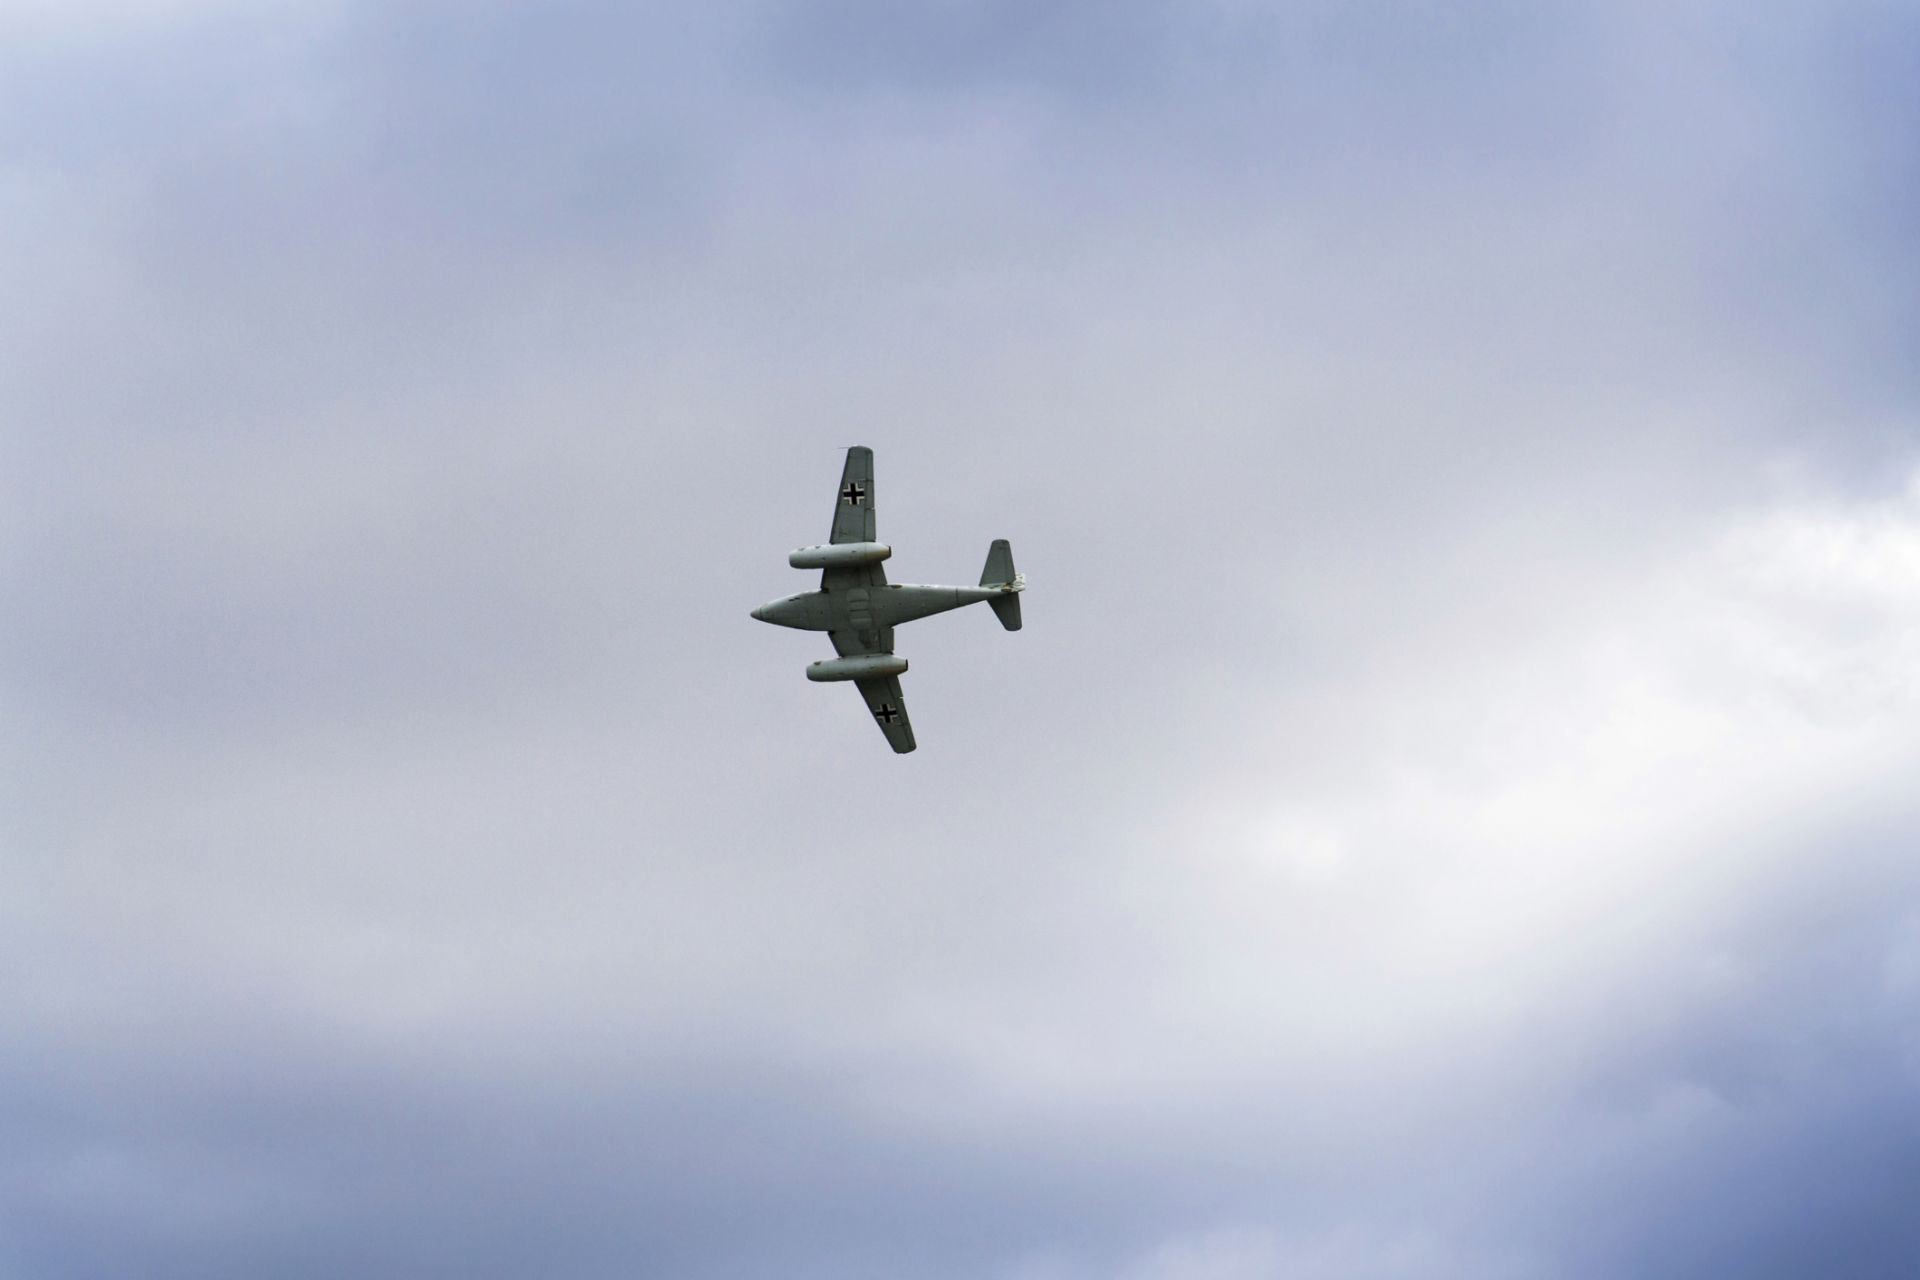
[855,675,916,753]
[823,445,887,594]
[826,447,911,750]
[830,445,876,544]
[830,627,913,752]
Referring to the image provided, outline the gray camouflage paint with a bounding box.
[752,446,1023,752]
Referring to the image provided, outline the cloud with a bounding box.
[0,0,257,40]
[4,2,1920,1276]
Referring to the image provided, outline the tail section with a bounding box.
[980,539,1023,631]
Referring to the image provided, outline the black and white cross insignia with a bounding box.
[874,702,899,724]
[841,481,866,506]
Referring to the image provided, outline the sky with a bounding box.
[4,2,1920,1276]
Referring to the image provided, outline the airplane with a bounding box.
[750,446,1024,753]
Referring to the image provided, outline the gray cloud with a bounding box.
[5,2,1920,1276]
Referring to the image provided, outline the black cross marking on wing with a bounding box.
[874,702,899,724]
[841,481,866,506]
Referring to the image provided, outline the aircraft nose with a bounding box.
[750,603,768,622]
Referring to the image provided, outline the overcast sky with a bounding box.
[5,2,1920,1277]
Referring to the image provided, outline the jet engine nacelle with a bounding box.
[789,541,891,569]
[806,654,909,682]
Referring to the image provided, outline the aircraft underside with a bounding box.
[750,446,1024,753]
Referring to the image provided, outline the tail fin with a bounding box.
[981,539,1023,631]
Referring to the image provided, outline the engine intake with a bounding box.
[790,541,891,569]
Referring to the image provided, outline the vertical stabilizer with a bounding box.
[981,539,1022,630]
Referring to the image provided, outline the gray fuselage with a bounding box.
[751,583,1004,632]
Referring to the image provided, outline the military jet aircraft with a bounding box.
[751,446,1024,753]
